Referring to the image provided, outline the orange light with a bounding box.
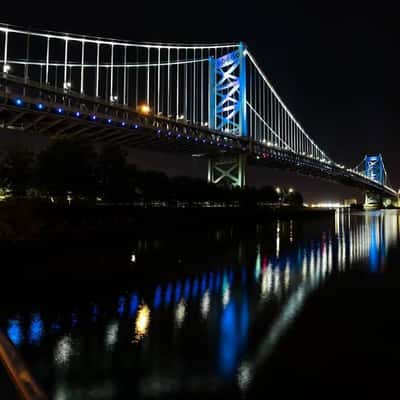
[138,104,151,115]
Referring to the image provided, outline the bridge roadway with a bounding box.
[0,73,396,199]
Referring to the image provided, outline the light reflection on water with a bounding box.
[1,210,399,398]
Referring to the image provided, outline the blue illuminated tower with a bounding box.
[364,154,386,185]
[208,42,247,137]
[207,43,247,187]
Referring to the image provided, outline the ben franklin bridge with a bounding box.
[0,23,396,207]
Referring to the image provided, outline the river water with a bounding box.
[1,209,399,399]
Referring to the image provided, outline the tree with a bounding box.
[0,148,34,196]
[97,145,131,201]
[35,138,97,200]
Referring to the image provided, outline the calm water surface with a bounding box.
[1,210,400,399]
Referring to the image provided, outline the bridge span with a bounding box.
[0,23,396,206]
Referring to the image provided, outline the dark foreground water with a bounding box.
[1,209,400,399]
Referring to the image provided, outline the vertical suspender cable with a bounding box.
[64,39,68,88]
[110,44,114,102]
[167,47,170,116]
[193,48,196,124]
[123,46,127,105]
[45,37,50,84]
[135,47,139,108]
[80,41,85,94]
[258,72,261,142]
[25,33,30,81]
[184,48,188,120]
[146,46,150,105]
[96,43,100,97]
[176,48,179,118]
[201,49,204,125]
[157,47,161,114]
[263,81,266,142]
[3,30,8,72]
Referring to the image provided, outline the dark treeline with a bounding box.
[0,137,303,207]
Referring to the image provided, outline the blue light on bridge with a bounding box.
[35,103,45,110]
[90,115,97,121]
[74,111,81,118]
[106,118,113,124]
[56,107,64,114]
[120,121,126,127]
[14,98,24,106]
[132,124,139,129]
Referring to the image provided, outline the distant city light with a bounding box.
[310,202,347,209]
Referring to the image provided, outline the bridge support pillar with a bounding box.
[363,192,383,210]
[208,153,247,188]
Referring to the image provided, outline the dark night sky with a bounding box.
[1,1,399,202]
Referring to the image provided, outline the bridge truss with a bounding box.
[0,23,396,198]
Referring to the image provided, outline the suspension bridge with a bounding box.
[0,23,396,208]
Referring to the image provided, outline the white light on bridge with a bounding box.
[63,82,71,90]
[3,64,11,73]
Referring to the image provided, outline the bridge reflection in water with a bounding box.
[1,210,399,399]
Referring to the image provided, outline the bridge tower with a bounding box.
[363,154,387,209]
[207,43,247,187]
